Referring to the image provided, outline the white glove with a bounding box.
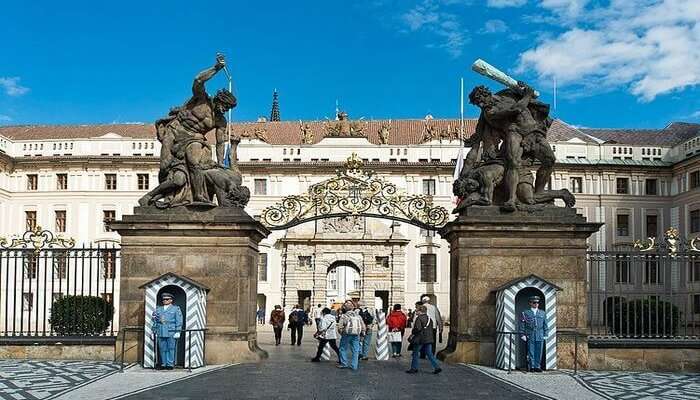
[521,335,527,341]
[173,332,181,339]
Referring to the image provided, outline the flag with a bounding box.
[223,144,231,169]
[453,146,465,205]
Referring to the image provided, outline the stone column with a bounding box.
[437,207,601,366]
[112,206,270,365]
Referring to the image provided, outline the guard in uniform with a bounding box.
[519,296,548,372]
[152,292,183,369]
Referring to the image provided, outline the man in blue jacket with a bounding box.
[519,296,548,372]
[152,292,183,370]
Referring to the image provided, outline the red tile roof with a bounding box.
[582,123,700,146]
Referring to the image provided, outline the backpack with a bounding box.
[345,313,363,336]
[360,309,374,325]
[289,311,300,325]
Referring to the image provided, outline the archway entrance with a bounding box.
[327,261,361,306]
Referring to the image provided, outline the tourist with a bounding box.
[519,296,548,372]
[288,304,308,346]
[406,305,442,374]
[337,300,365,370]
[312,304,323,330]
[152,292,183,370]
[269,305,285,346]
[421,296,443,357]
[387,304,408,357]
[358,301,375,360]
[256,307,265,325]
[311,307,340,362]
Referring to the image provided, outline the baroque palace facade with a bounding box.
[0,116,699,321]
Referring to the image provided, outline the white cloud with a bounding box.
[0,77,29,97]
[400,0,468,58]
[518,0,700,102]
[690,110,700,118]
[480,19,509,34]
[487,0,527,7]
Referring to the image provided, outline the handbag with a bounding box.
[387,331,402,342]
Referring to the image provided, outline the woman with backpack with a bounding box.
[406,305,442,374]
[337,300,366,370]
[269,305,286,346]
[387,304,408,357]
[310,307,340,362]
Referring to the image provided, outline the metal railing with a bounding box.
[587,245,700,340]
[0,236,120,338]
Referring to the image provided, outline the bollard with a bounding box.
[375,310,389,360]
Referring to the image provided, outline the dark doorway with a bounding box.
[156,285,187,367]
[514,287,546,371]
[374,290,389,315]
[297,290,311,312]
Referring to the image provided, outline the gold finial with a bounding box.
[345,153,364,171]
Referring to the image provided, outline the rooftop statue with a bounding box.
[453,59,574,213]
[324,111,367,137]
[138,54,250,209]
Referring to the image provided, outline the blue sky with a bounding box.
[0,0,698,128]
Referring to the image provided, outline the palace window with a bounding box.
[103,210,116,232]
[690,261,700,282]
[258,253,268,282]
[298,256,312,269]
[101,293,114,304]
[570,177,583,194]
[643,255,662,285]
[102,250,116,279]
[420,228,435,238]
[693,294,700,314]
[137,174,149,190]
[691,210,700,233]
[23,293,33,312]
[616,178,629,194]
[327,269,338,290]
[375,256,389,269]
[422,179,436,195]
[53,254,67,279]
[55,210,66,233]
[57,173,68,190]
[254,179,267,195]
[27,174,38,191]
[420,253,437,283]
[25,211,37,231]
[646,214,658,238]
[645,179,658,195]
[24,255,37,279]
[691,171,700,189]
[616,214,630,237]
[105,174,117,190]
[615,255,631,284]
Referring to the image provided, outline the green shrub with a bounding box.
[606,297,680,337]
[49,295,114,335]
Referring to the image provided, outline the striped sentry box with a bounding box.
[375,310,389,360]
[320,343,332,361]
[494,274,561,371]
[141,272,209,369]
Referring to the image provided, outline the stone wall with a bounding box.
[0,345,114,361]
[589,347,700,372]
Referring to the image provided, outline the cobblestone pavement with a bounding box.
[574,370,700,400]
[0,359,120,400]
[2,328,699,400]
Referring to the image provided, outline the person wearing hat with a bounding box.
[152,292,183,370]
[420,296,443,358]
[519,296,548,372]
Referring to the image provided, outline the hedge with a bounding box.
[49,295,114,335]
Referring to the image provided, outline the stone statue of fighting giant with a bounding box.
[454,59,574,213]
[139,54,250,208]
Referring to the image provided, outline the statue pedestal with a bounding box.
[112,206,270,365]
[437,207,601,367]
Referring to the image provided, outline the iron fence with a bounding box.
[0,228,119,337]
[587,229,700,340]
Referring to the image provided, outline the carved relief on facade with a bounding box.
[321,216,365,233]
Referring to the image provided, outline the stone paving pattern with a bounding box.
[0,360,119,400]
[574,371,700,400]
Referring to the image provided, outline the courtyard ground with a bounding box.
[0,326,698,400]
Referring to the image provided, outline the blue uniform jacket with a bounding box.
[518,308,548,342]
[152,305,183,338]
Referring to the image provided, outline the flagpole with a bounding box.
[460,77,464,141]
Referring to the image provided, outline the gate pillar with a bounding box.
[112,206,270,365]
[437,206,600,368]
